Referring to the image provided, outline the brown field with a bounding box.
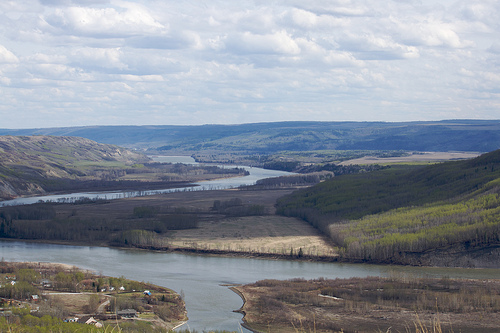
[43,292,108,314]
[48,187,337,259]
[168,215,337,258]
[340,151,480,165]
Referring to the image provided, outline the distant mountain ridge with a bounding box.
[1,120,499,152]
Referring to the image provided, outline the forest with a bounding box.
[276,149,500,265]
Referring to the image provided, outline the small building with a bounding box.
[64,317,78,323]
[143,290,151,296]
[40,279,52,288]
[117,309,137,318]
[78,316,103,327]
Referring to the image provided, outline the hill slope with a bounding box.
[276,149,500,267]
[1,120,500,152]
[0,136,148,200]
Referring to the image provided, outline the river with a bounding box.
[1,241,500,332]
[0,156,291,207]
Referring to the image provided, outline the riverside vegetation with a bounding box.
[234,275,500,333]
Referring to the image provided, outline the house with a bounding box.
[143,290,151,296]
[119,286,125,291]
[31,295,39,302]
[117,309,137,318]
[40,279,52,288]
[78,316,103,328]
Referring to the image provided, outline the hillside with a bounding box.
[0,135,149,200]
[1,120,499,152]
[276,149,500,267]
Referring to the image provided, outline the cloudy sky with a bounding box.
[0,0,499,129]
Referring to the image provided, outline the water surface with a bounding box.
[2,241,499,332]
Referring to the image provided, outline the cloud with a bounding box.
[0,0,499,128]
[226,30,300,55]
[70,47,127,72]
[44,4,165,38]
[0,45,19,63]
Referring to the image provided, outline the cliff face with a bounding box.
[0,135,149,200]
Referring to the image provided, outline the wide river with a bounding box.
[1,156,500,331]
[2,241,500,332]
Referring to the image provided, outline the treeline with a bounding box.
[0,205,56,222]
[0,203,200,247]
[211,198,267,216]
[276,149,500,263]
[128,162,249,176]
[0,195,265,250]
[296,162,386,174]
[255,173,332,187]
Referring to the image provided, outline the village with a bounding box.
[0,261,187,331]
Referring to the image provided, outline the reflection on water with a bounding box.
[1,240,499,332]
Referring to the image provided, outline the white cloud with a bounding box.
[0,45,19,63]
[44,4,165,37]
[0,0,499,128]
[226,30,300,55]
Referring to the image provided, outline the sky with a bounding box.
[0,0,499,129]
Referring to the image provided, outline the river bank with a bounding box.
[231,276,500,333]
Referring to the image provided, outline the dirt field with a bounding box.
[44,292,108,314]
[340,151,480,165]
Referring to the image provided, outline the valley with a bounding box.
[1,122,500,332]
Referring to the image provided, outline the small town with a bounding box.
[0,261,187,331]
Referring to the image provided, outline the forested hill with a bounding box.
[276,149,500,267]
[0,135,148,200]
[1,120,499,152]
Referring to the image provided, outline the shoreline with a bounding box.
[229,286,263,333]
[3,237,500,270]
